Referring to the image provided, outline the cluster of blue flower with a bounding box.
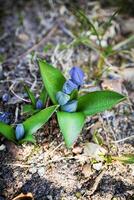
[0,112,11,124]
[14,99,44,141]
[0,92,43,141]
[56,66,84,112]
[0,93,10,124]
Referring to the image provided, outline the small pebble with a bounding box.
[29,167,37,174]
[92,162,102,171]
[0,144,6,151]
[38,167,45,177]
[72,146,82,154]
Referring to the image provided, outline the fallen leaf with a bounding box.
[101,79,123,93]
[82,163,92,177]
[121,67,134,84]
[12,193,33,200]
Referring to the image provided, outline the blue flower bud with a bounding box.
[56,91,70,106]
[0,112,11,124]
[69,67,84,86]
[36,99,43,109]
[61,100,78,113]
[62,79,78,94]
[15,124,25,140]
[2,93,9,103]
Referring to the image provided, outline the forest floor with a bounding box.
[0,0,134,200]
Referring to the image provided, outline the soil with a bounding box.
[0,1,134,200]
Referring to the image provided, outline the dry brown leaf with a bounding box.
[72,146,83,154]
[121,67,134,84]
[12,193,33,200]
[82,164,92,177]
[101,79,123,93]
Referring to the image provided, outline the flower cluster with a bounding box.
[0,112,11,124]
[56,66,84,112]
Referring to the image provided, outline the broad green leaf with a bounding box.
[57,111,85,148]
[24,85,36,106]
[22,104,35,114]
[38,59,66,104]
[39,86,48,104]
[78,90,126,116]
[0,122,16,142]
[23,105,59,135]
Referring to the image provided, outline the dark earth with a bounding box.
[0,0,134,199]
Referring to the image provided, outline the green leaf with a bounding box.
[78,90,126,116]
[102,9,120,35]
[93,131,104,145]
[39,86,48,104]
[73,8,101,47]
[23,105,59,136]
[22,104,35,114]
[0,122,16,142]
[70,89,78,100]
[57,111,85,148]
[112,154,134,164]
[38,59,66,104]
[24,85,36,106]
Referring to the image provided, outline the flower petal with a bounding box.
[62,79,78,94]
[56,91,70,106]
[69,67,84,86]
[61,100,78,112]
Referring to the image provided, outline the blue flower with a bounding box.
[62,79,78,94]
[61,100,78,113]
[15,124,25,140]
[36,99,43,109]
[56,91,70,106]
[2,93,9,103]
[69,67,84,86]
[0,112,11,124]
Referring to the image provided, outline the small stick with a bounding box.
[88,168,106,196]
[113,135,134,143]
[18,25,58,59]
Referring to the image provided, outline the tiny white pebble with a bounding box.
[0,144,6,151]
[38,167,45,177]
[92,162,103,171]
[29,167,37,174]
